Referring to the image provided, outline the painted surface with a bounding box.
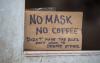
[0,0,100,63]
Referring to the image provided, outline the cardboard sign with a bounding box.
[24,11,83,51]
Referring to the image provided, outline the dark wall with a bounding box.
[25,0,100,50]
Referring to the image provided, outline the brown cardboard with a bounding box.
[24,11,83,51]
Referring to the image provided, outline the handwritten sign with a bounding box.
[24,11,83,51]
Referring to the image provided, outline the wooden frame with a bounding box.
[24,51,100,56]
